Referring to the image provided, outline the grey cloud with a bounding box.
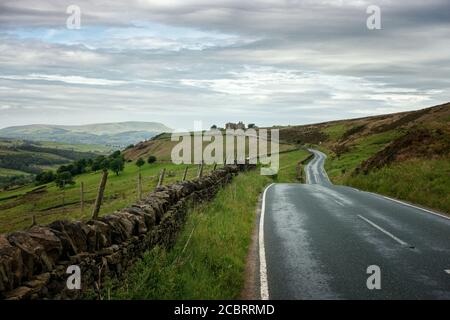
[0,0,449,129]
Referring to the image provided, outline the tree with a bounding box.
[100,158,111,171]
[110,150,122,159]
[55,171,75,189]
[35,170,55,185]
[147,155,157,164]
[248,123,256,129]
[75,158,87,174]
[91,156,106,172]
[210,124,217,129]
[109,157,124,176]
[136,157,145,170]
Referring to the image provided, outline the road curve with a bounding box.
[261,149,450,299]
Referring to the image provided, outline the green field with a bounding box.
[35,141,113,154]
[0,138,106,183]
[0,168,30,177]
[0,161,216,233]
[0,148,310,234]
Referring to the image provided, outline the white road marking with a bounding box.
[311,184,354,206]
[259,183,274,300]
[305,149,331,185]
[373,194,450,221]
[445,269,450,275]
[357,215,411,247]
[333,199,345,207]
[305,162,310,184]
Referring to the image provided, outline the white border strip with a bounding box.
[369,192,450,221]
[259,183,274,300]
[357,214,409,247]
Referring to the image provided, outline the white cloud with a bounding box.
[0,74,127,86]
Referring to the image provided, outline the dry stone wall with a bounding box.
[0,164,254,299]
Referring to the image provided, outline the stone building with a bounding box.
[225,121,245,130]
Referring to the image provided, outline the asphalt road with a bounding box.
[261,149,450,299]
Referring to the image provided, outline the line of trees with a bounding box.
[35,150,126,188]
[135,155,157,170]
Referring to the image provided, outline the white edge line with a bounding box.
[305,162,310,184]
[369,192,450,221]
[259,183,274,300]
[357,214,409,247]
[444,269,450,275]
[304,149,315,184]
[320,152,331,183]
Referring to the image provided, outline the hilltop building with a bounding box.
[225,121,245,130]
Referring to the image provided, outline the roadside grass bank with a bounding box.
[108,170,271,299]
[345,158,450,214]
[314,144,450,214]
[320,130,403,183]
[106,149,309,299]
[274,149,311,183]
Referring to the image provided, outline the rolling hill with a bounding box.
[0,138,110,188]
[0,122,172,147]
[278,101,450,213]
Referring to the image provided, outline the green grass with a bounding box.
[0,168,30,177]
[322,130,403,184]
[0,161,215,233]
[1,147,311,299]
[273,149,311,183]
[108,170,272,299]
[0,149,307,234]
[322,123,348,140]
[315,128,450,214]
[344,158,450,214]
[37,141,113,154]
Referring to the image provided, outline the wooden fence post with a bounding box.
[182,166,189,181]
[197,162,204,178]
[62,179,66,213]
[80,182,84,214]
[92,169,108,220]
[137,172,142,200]
[157,168,166,187]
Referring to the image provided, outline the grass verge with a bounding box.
[106,149,309,299]
[108,170,272,299]
[344,158,450,214]
[315,138,450,214]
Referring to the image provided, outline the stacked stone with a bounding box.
[0,164,255,300]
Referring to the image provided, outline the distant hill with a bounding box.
[0,122,172,147]
[278,102,450,159]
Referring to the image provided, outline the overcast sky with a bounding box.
[0,0,449,130]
